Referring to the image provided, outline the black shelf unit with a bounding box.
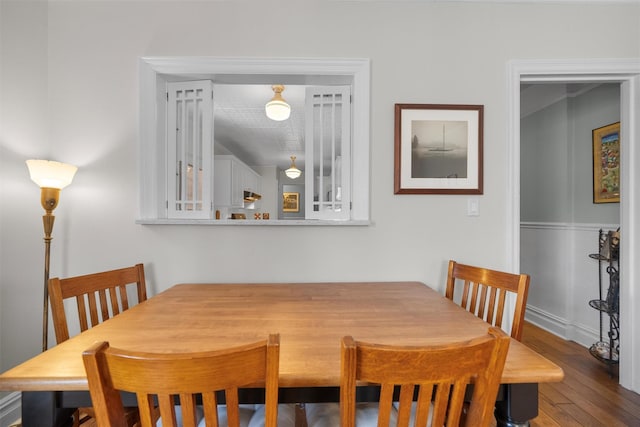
[588,228,620,375]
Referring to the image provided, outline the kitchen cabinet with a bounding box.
[243,167,260,194]
[214,155,262,208]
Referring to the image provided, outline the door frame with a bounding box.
[507,58,640,392]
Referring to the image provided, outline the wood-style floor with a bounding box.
[521,321,640,426]
[68,322,640,427]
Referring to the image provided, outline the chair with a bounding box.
[48,263,148,426]
[48,263,148,344]
[445,260,530,341]
[306,327,510,427]
[82,334,283,427]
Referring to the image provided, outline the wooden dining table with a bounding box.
[0,282,564,426]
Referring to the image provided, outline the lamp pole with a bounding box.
[40,188,59,352]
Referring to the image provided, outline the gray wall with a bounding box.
[520,83,621,356]
[521,84,621,224]
[573,85,621,223]
[521,98,572,222]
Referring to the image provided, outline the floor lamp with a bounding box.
[26,159,77,352]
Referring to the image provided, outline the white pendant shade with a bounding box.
[26,159,77,189]
[265,85,291,121]
[285,156,302,179]
[285,167,301,179]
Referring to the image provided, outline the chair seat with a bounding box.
[156,405,204,427]
[156,404,297,427]
[246,404,297,427]
[392,401,434,426]
[305,402,398,427]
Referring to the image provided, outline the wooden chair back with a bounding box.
[445,260,530,340]
[48,263,148,343]
[82,334,281,427]
[339,327,510,427]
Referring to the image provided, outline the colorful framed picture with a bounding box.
[283,192,300,212]
[592,122,620,204]
[394,104,483,194]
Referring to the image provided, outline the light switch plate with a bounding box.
[467,198,479,216]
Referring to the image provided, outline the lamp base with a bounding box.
[40,187,60,213]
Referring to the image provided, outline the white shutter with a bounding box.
[305,86,351,220]
[166,81,213,219]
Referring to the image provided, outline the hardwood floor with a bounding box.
[521,321,640,426]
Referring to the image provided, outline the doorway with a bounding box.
[507,59,640,392]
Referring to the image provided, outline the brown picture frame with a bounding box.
[592,122,620,204]
[394,104,483,194]
[283,192,300,212]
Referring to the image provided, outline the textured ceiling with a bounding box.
[213,84,307,171]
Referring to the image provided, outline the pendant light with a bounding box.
[285,156,302,179]
[265,84,291,121]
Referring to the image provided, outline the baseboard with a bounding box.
[568,321,602,349]
[0,392,20,427]
[525,304,599,348]
[525,305,569,337]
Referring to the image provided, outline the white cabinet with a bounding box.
[243,167,261,194]
[214,155,262,208]
[214,156,243,208]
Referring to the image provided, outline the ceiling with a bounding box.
[213,84,307,171]
[520,82,601,118]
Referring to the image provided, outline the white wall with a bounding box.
[521,223,619,346]
[1,0,639,410]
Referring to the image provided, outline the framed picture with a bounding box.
[592,122,620,204]
[283,192,300,212]
[394,104,483,194]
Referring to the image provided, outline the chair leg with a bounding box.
[295,403,308,427]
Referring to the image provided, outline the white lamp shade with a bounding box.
[265,100,291,121]
[285,155,302,179]
[26,159,77,189]
[285,166,302,179]
[266,85,291,121]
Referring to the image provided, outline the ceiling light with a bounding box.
[265,84,291,121]
[285,156,302,179]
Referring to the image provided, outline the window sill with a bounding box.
[136,219,370,226]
